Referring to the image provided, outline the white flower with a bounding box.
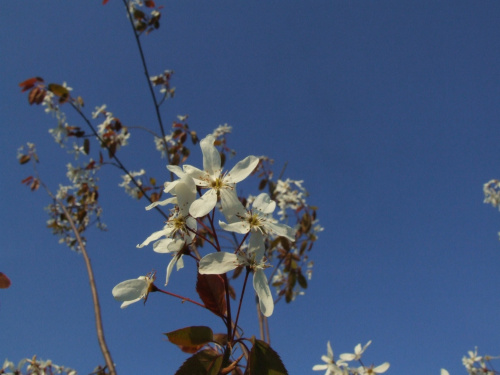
[357,362,390,374]
[112,273,155,309]
[137,176,197,285]
[312,341,346,375]
[199,232,274,317]
[171,134,259,218]
[219,192,296,241]
[340,340,372,362]
[441,370,450,375]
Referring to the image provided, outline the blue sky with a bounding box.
[2,1,500,374]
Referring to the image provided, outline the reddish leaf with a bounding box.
[28,87,46,105]
[19,77,43,92]
[196,273,227,317]
[19,155,31,164]
[165,326,214,353]
[0,273,11,289]
[21,176,33,185]
[145,0,155,7]
[102,0,110,4]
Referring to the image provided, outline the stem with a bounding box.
[41,182,116,375]
[121,0,174,181]
[156,288,207,310]
[231,268,250,344]
[70,103,168,220]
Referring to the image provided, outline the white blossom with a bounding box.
[219,192,296,241]
[199,232,274,317]
[112,273,155,309]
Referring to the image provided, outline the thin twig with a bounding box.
[40,181,116,375]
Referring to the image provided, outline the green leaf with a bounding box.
[48,83,70,101]
[174,349,223,375]
[245,338,288,375]
[297,270,308,289]
[166,326,214,352]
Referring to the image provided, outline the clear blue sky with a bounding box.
[2,1,500,374]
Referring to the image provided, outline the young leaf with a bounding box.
[165,326,214,353]
[19,77,43,92]
[196,273,227,317]
[0,272,11,289]
[83,139,90,155]
[48,83,70,103]
[174,349,223,375]
[245,339,288,375]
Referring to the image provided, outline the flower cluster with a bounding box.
[1,356,77,375]
[115,133,298,318]
[313,341,390,375]
[442,347,500,375]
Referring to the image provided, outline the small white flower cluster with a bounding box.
[119,169,146,198]
[150,70,175,96]
[211,123,232,139]
[43,90,70,145]
[483,179,500,209]
[442,347,500,375]
[482,179,500,239]
[313,341,390,375]
[93,105,130,149]
[1,356,77,375]
[154,133,175,158]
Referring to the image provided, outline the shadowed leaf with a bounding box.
[196,273,227,317]
[245,338,288,375]
[174,349,223,375]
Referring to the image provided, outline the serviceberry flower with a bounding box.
[312,341,346,375]
[356,362,390,374]
[219,192,296,241]
[137,176,197,285]
[112,273,156,309]
[169,134,259,218]
[199,232,274,317]
[340,340,372,362]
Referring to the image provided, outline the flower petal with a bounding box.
[144,196,177,211]
[200,135,221,177]
[137,225,172,248]
[225,155,259,183]
[199,252,239,274]
[220,189,246,222]
[253,269,273,317]
[152,238,175,253]
[253,193,276,214]
[176,176,196,216]
[189,189,217,218]
[112,278,147,301]
[165,253,184,285]
[265,221,296,241]
[219,220,250,234]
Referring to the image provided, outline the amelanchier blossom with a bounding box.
[199,232,274,317]
[312,341,347,375]
[219,192,296,241]
[137,176,197,285]
[168,134,259,218]
[340,340,372,362]
[356,362,390,375]
[112,273,156,309]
